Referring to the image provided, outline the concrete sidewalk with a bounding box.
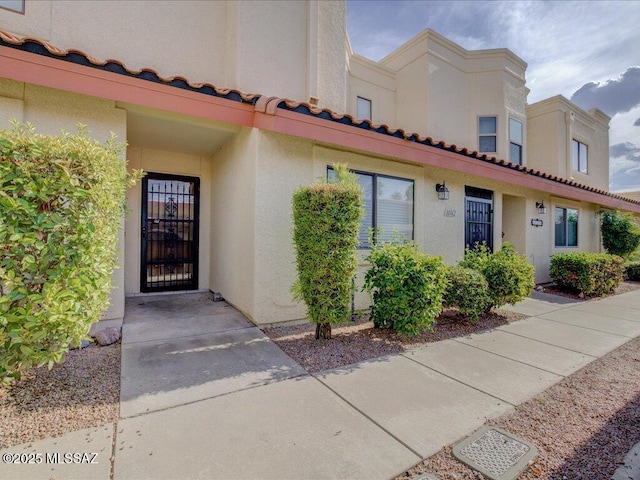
[2,289,640,480]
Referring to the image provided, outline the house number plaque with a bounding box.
[531,218,543,227]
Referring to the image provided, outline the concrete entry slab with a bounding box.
[123,293,252,344]
[539,309,640,337]
[114,377,420,480]
[455,330,594,376]
[497,317,629,356]
[316,355,512,458]
[0,425,113,480]
[405,340,562,405]
[120,327,306,417]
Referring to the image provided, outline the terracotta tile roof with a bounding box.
[272,99,640,206]
[0,30,260,104]
[1,29,638,207]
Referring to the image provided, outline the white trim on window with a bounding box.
[572,139,588,174]
[356,96,372,120]
[509,118,523,165]
[554,206,579,247]
[478,116,497,153]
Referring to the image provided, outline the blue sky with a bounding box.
[346,0,640,192]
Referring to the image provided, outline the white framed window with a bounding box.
[328,167,414,248]
[554,207,578,247]
[509,118,523,164]
[356,96,372,120]
[572,139,588,174]
[478,116,497,153]
[0,0,24,13]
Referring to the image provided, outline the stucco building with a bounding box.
[1,0,639,327]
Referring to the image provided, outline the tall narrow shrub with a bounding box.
[292,163,363,339]
[0,122,143,382]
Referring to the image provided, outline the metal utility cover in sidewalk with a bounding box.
[452,426,538,480]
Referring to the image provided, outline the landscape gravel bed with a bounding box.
[0,343,120,449]
[264,309,526,373]
[397,334,640,480]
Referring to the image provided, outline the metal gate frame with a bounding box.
[465,186,494,251]
[140,173,200,292]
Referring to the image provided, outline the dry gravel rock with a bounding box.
[0,343,120,449]
[264,309,526,373]
[397,335,640,480]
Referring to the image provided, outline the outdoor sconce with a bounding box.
[536,201,547,214]
[435,181,449,200]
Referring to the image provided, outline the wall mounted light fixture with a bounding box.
[435,181,449,200]
[536,201,547,214]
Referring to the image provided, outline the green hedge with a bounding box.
[460,242,534,310]
[626,262,640,281]
[364,242,448,336]
[291,164,362,339]
[0,123,142,382]
[598,210,640,259]
[443,266,490,322]
[550,252,624,296]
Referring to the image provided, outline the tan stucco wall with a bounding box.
[348,30,528,163]
[209,127,258,321]
[1,0,348,113]
[348,55,396,124]
[125,147,213,296]
[0,80,127,321]
[527,97,610,191]
[0,1,229,87]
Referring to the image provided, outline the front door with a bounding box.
[141,173,200,292]
[465,186,493,251]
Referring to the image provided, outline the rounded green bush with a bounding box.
[443,266,490,322]
[460,242,534,310]
[598,210,640,259]
[626,262,640,281]
[364,242,448,336]
[551,252,624,296]
[0,122,142,382]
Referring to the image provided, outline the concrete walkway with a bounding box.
[2,289,640,480]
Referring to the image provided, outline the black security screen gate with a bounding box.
[465,186,493,251]
[141,173,200,292]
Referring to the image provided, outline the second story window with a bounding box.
[356,96,372,120]
[0,0,24,13]
[478,116,497,153]
[509,118,523,164]
[572,139,588,174]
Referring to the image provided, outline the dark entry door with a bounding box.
[141,173,200,292]
[465,186,493,251]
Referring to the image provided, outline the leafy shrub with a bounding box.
[460,242,535,310]
[550,252,624,296]
[597,210,640,259]
[0,123,142,382]
[625,262,640,281]
[443,266,490,322]
[292,163,363,339]
[363,242,448,336]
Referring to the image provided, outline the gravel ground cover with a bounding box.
[0,343,120,449]
[397,335,640,480]
[264,309,527,373]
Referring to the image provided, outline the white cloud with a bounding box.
[347,0,640,191]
